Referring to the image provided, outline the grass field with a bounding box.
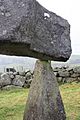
[0,82,80,120]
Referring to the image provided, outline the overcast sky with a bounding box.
[37,0,80,55]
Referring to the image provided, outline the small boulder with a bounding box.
[25,69,31,74]
[77,77,80,82]
[25,71,32,80]
[24,79,32,88]
[57,77,63,83]
[63,77,77,83]
[0,73,11,87]
[12,75,26,87]
[9,72,15,79]
[71,73,80,78]
[53,67,61,72]
[54,72,58,76]
[73,66,80,74]
[2,85,22,90]
[58,70,70,77]
[19,71,25,76]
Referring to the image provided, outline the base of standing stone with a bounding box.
[23,60,66,120]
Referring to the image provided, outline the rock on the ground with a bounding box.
[25,71,32,80]
[25,79,32,84]
[0,73,11,87]
[0,0,71,61]
[77,77,80,82]
[73,67,80,74]
[54,72,58,76]
[19,71,25,76]
[71,73,80,78]
[63,77,77,83]
[58,70,70,77]
[24,79,32,88]
[23,60,66,120]
[57,77,63,83]
[9,72,15,79]
[12,75,26,87]
[2,85,22,90]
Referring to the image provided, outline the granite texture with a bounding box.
[0,0,72,61]
[23,60,66,120]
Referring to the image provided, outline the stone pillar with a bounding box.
[23,60,66,120]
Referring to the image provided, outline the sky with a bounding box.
[37,0,80,55]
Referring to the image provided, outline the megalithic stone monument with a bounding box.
[0,0,72,120]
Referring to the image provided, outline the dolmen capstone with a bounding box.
[0,0,71,61]
[0,0,72,120]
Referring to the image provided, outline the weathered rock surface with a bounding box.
[63,77,77,83]
[53,66,80,83]
[24,60,66,120]
[0,73,11,87]
[19,71,25,76]
[58,70,70,77]
[0,69,33,89]
[25,71,32,80]
[77,77,80,82]
[2,85,22,90]
[71,73,80,78]
[0,0,71,61]
[12,75,26,87]
[0,65,80,89]
[9,72,15,79]
[24,79,32,88]
[73,67,80,74]
[57,77,63,83]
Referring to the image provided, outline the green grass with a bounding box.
[0,82,80,120]
[0,89,29,120]
[60,82,80,120]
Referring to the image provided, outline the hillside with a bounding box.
[52,55,80,67]
[68,55,80,64]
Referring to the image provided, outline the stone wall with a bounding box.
[0,70,33,90]
[53,66,80,83]
[0,66,80,90]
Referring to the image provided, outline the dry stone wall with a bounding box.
[0,65,80,90]
[0,70,33,90]
[54,66,80,83]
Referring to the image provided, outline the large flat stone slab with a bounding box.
[0,0,72,61]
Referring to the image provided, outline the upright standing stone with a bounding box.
[24,60,66,120]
